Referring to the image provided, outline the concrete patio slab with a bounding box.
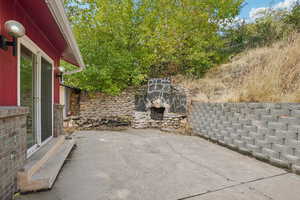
[17,129,300,200]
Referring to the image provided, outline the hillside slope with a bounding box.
[176,34,300,103]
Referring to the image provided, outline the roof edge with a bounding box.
[45,0,85,73]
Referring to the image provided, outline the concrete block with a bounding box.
[253,152,269,160]
[232,123,242,130]
[288,125,300,132]
[242,136,254,144]
[273,144,287,152]
[248,103,265,109]
[287,103,300,110]
[252,120,267,128]
[268,122,288,131]
[258,127,271,134]
[270,157,289,168]
[285,131,299,141]
[270,109,290,117]
[247,143,260,152]
[249,131,260,138]
[262,147,277,157]
[275,130,291,138]
[248,113,261,120]
[222,121,232,127]
[224,137,234,145]
[256,139,268,147]
[261,115,278,122]
[291,110,300,118]
[244,125,257,132]
[239,119,251,125]
[216,134,225,141]
[279,117,300,124]
[231,133,242,140]
[287,139,300,149]
[266,135,278,143]
[235,139,246,147]
[292,164,300,173]
[284,154,300,164]
[254,108,271,115]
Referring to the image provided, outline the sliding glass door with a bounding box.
[19,37,54,156]
[41,58,53,142]
[20,44,37,150]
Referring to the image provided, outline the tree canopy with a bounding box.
[63,0,243,94]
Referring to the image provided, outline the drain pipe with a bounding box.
[64,67,84,75]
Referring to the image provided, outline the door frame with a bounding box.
[17,35,55,158]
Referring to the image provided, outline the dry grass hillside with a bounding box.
[175,34,300,103]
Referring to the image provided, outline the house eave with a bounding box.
[45,0,85,74]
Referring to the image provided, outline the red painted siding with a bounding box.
[0,0,65,105]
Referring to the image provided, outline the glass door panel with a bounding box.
[41,57,53,142]
[20,45,37,149]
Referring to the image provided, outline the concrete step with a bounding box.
[17,136,75,193]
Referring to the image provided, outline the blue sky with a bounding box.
[239,0,298,19]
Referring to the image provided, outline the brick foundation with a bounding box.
[0,107,28,200]
[54,104,64,137]
[190,102,300,172]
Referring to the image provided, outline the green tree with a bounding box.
[284,1,300,30]
[223,2,300,55]
[64,0,243,94]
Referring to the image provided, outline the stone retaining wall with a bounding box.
[72,88,135,129]
[190,102,300,172]
[0,107,28,200]
[132,111,186,129]
[69,91,80,116]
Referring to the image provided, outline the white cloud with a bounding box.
[248,0,299,21]
[221,17,245,29]
[274,0,298,10]
[249,7,269,20]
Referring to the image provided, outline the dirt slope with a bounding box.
[176,34,300,103]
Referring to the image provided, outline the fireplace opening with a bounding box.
[150,107,165,120]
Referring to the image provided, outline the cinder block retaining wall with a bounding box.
[190,102,300,172]
[0,107,28,200]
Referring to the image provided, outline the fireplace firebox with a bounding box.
[150,107,165,120]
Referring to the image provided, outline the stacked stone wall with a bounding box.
[0,107,28,200]
[132,111,186,129]
[190,102,300,172]
[72,88,135,129]
[69,91,80,116]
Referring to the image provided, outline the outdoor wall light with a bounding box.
[56,66,66,81]
[0,20,26,56]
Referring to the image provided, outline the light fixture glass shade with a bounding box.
[58,66,66,73]
[5,20,26,38]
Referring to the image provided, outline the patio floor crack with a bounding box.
[176,172,289,200]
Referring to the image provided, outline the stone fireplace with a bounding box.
[133,78,188,130]
[150,107,165,120]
